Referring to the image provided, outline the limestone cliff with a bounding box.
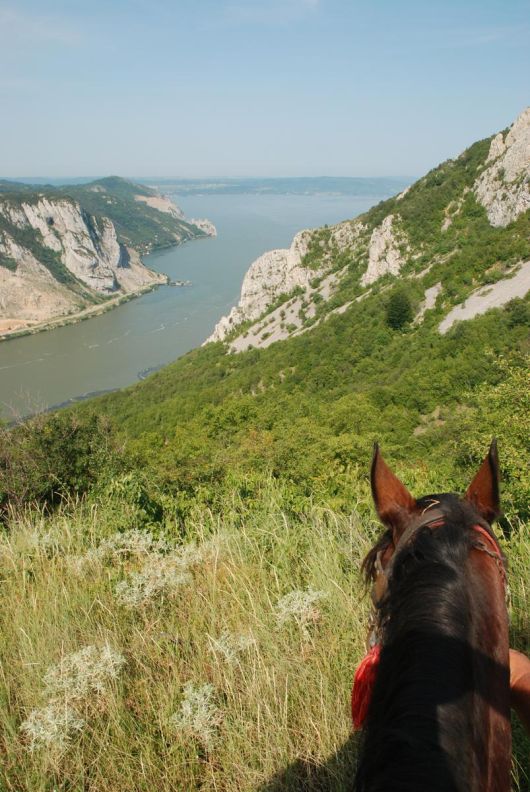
[0,196,126,293]
[361,214,408,286]
[208,230,315,342]
[0,177,215,337]
[208,107,529,352]
[474,107,530,227]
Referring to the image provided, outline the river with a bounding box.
[0,191,392,418]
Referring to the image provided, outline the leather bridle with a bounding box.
[367,505,506,649]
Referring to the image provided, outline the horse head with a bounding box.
[355,441,511,792]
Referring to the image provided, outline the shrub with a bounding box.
[386,289,413,330]
[0,412,121,516]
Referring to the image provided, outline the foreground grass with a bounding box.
[0,488,528,791]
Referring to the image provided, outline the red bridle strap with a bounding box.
[472,522,502,557]
[471,523,506,589]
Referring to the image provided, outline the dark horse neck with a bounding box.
[355,511,511,792]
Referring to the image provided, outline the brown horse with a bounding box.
[354,440,511,792]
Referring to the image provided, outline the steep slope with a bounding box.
[210,108,529,351]
[0,177,214,337]
[84,109,529,512]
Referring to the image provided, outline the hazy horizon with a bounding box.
[3,175,415,184]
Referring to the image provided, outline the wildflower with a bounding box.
[275,588,327,633]
[169,683,221,747]
[99,529,167,560]
[26,530,61,557]
[67,548,102,576]
[68,529,167,576]
[209,631,255,665]
[44,644,125,701]
[177,537,219,568]
[20,702,84,752]
[115,554,192,608]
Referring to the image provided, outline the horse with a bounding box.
[353,440,511,792]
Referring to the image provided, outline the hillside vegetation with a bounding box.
[0,473,528,791]
[0,114,528,789]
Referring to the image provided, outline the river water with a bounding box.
[0,192,390,418]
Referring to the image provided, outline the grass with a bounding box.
[0,483,528,791]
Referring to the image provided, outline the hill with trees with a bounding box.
[0,177,213,338]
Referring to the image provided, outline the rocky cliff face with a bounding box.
[208,107,529,352]
[208,230,314,342]
[0,197,126,293]
[0,178,217,336]
[361,214,408,286]
[0,193,166,334]
[474,107,530,227]
[0,237,77,333]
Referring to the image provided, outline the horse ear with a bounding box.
[465,438,501,523]
[371,444,416,537]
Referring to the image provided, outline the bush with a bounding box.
[0,412,121,516]
[386,289,413,330]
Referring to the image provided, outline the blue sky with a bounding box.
[1,0,528,178]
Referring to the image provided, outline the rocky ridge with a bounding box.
[209,107,530,352]
[0,178,215,337]
[474,107,530,227]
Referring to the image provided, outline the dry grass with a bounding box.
[0,490,528,790]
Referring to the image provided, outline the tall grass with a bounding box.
[0,488,528,790]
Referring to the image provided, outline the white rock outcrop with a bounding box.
[361,214,407,285]
[134,194,184,219]
[134,195,217,238]
[190,218,217,237]
[439,261,530,333]
[207,229,316,342]
[474,107,530,227]
[0,197,166,331]
[0,197,123,293]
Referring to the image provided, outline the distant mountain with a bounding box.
[0,177,215,338]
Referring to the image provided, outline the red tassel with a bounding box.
[351,644,381,730]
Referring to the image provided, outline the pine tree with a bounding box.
[386,290,413,330]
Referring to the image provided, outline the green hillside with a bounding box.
[80,131,529,518]
[0,120,528,789]
[64,177,206,252]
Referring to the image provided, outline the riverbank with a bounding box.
[0,273,169,341]
[0,271,168,343]
[0,191,391,417]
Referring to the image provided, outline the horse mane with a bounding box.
[355,494,499,792]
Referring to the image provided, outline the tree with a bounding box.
[386,290,413,330]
